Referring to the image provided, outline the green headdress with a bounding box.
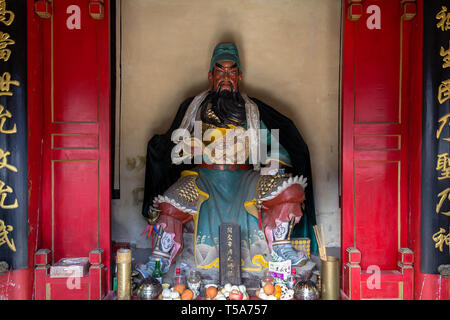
[209,42,242,72]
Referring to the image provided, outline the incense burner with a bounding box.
[293,279,320,300]
[136,277,162,300]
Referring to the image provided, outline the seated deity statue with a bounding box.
[137,43,318,277]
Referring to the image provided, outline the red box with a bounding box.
[50,257,90,278]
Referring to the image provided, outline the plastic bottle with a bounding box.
[287,268,297,289]
[261,269,275,287]
[152,258,163,284]
[174,267,184,286]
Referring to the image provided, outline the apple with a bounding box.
[228,289,243,300]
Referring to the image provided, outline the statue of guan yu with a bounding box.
[137,43,318,278]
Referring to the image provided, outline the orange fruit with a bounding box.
[206,286,218,299]
[274,285,282,294]
[263,283,275,295]
[181,289,194,300]
[173,283,186,295]
[274,291,281,300]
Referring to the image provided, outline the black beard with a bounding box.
[200,85,246,128]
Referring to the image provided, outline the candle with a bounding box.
[117,249,132,300]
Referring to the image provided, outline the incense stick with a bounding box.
[313,224,327,261]
[320,224,327,259]
[315,228,326,260]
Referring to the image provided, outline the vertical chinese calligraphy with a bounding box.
[0,218,15,251]
[0,0,14,27]
[0,31,14,62]
[437,113,450,141]
[436,153,450,180]
[0,0,27,269]
[432,227,450,253]
[226,226,234,278]
[435,6,450,220]
[219,223,241,285]
[421,3,450,274]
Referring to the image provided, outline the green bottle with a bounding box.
[152,258,163,284]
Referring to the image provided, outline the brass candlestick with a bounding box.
[117,248,132,300]
[320,256,339,300]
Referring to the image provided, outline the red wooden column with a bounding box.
[343,248,361,300]
[341,0,416,300]
[35,0,111,298]
[34,249,51,300]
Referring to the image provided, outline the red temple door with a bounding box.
[340,0,417,300]
[35,0,111,299]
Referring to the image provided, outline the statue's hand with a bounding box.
[147,206,162,225]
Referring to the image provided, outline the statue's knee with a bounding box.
[159,202,193,225]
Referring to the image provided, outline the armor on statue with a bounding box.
[137,43,318,278]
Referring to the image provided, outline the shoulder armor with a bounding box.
[155,171,207,214]
[256,173,307,202]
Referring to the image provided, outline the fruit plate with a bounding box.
[206,291,249,300]
[255,288,294,301]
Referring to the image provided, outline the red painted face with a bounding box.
[208,60,242,92]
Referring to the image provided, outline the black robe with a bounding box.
[142,96,318,254]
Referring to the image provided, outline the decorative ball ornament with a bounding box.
[293,279,320,300]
